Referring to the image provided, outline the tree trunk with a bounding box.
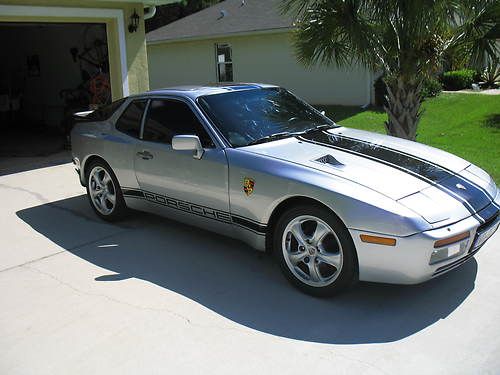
[384,77,422,141]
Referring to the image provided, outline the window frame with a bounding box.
[215,43,233,83]
[139,96,218,149]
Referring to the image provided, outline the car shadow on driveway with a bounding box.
[16,194,478,345]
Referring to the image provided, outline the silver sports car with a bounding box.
[71,83,499,296]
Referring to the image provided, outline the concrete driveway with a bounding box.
[1,155,499,375]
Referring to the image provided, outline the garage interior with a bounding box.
[0,22,111,157]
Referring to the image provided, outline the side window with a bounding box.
[143,99,214,147]
[87,98,126,121]
[115,100,147,138]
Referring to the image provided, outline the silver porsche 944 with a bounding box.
[71,83,499,296]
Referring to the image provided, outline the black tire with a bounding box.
[273,204,357,297]
[85,159,127,221]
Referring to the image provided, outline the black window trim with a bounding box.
[138,95,220,149]
[139,99,151,140]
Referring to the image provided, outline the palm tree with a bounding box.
[281,0,500,140]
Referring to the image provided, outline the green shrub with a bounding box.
[421,77,442,98]
[441,69,476,90]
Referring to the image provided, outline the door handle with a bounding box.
[137,150,153,160]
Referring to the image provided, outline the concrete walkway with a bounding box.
[443,88,500,95]
[0,160,499,374]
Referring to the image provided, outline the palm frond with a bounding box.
[286,0,380,70]
[450,0,500,69]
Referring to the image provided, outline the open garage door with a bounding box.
[0,22,111,157]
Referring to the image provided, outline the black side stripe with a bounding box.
[298,131,493,222]
[122,187,267,234]
[122,189,145,198]
[231,215,267,234]
[232,222,267,235]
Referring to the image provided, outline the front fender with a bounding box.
[226,149,430,237]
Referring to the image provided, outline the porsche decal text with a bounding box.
[122,188,267,234]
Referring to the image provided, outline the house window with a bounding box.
[216,43,233,82]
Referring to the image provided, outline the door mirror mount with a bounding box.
[172,135,204,159]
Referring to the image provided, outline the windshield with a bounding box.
[197,88,336,147]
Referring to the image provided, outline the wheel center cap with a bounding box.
[308,247,316,256]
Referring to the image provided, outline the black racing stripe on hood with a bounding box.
[298,131,491,217]
[438,175,491,214]
[338,133,497,202]
[302,131,447,181]
[476,203,499,228]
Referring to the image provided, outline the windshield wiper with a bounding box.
[246,131,295,146]
[245,125,336,146]
[302,124,336,134]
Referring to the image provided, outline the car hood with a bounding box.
[241,127,496,224]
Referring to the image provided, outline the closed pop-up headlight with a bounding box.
[430,231,470,264]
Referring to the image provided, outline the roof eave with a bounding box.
[147,26,294,45]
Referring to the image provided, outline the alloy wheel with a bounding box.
[88,166,116,215]
[282,215,344,287]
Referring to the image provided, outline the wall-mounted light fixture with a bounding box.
[128,9,140,33]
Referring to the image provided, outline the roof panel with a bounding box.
[144,82,278,98]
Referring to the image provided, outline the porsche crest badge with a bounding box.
[243,177,255,196]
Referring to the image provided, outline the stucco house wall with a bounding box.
[147,31,372,105]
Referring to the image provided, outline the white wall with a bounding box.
[147,31,372,106]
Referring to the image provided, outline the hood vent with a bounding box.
[314,154,344,167]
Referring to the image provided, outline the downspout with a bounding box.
[144,6,156,20]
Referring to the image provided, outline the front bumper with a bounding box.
[351,201,499,284]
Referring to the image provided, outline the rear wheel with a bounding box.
[85,160,126,221]
[273,205,357,297]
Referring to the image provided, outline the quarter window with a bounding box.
[216,43,233,82]
[115,100,147,138]
[87,98,126,121]
[142,99,214,147]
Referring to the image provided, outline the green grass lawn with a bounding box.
[316,93,500,183]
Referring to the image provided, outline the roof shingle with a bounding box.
[146,0,294,43]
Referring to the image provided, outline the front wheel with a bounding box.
[273,205,357,297]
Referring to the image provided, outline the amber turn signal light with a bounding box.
[360,234,397,246]
[434,231,470,248]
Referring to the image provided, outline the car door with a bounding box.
[133,97,232,233]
